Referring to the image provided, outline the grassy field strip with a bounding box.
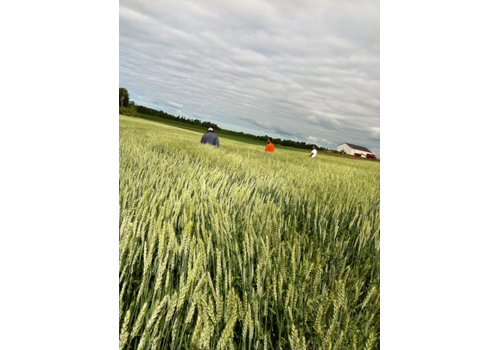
[125,113,321,153]
[119,115,380,349]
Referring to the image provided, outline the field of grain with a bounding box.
[119,115,380,350]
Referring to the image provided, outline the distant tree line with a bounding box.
[136,105,220,130]
[120,88,327,151]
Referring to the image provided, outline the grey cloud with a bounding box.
[368,127,380,141]
[306,114,343,129]
[167,101,183,109]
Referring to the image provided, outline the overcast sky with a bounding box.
[119,0,380,156]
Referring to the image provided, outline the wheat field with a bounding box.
[119,115,380,350]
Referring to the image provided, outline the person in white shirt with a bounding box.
[310,145,317,158]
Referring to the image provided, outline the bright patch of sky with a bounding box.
[120,0,379,156]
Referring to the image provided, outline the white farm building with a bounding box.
[337,143,376,159]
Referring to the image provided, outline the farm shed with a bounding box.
[337,143,376,158]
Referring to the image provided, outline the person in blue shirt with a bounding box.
[200,126,220,148]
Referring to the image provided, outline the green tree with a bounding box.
[119,87,129,107]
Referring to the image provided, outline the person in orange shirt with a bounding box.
[265,138,275,153]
